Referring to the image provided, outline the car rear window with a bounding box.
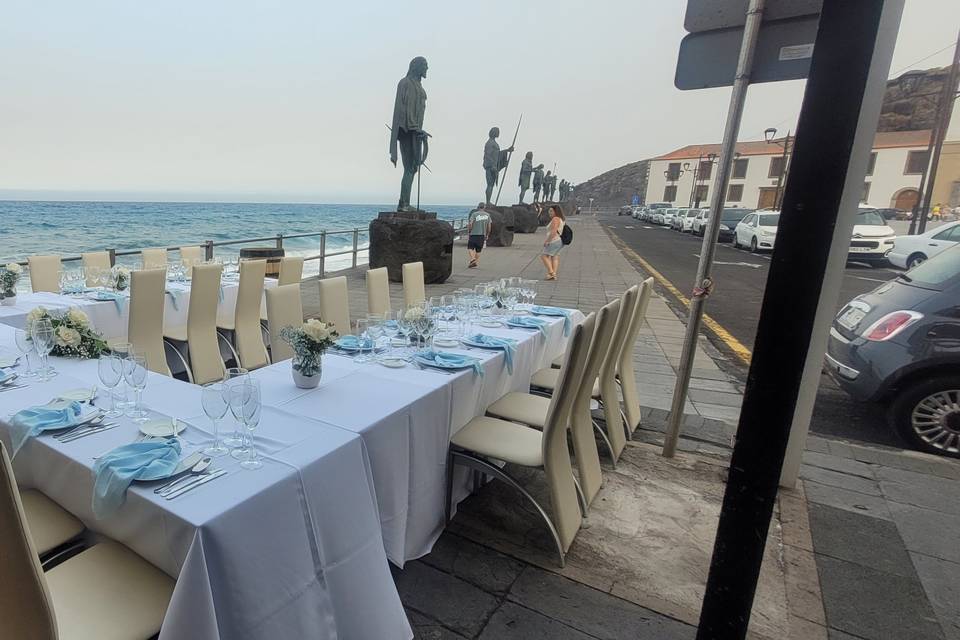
[721,209,749,222]
[906,244,960,289]
[758,214,780,226]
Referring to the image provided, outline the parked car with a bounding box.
[662,208,679,228]
[691,208,752,239]
[872,207,907,220]
[670,208,688,231]
[680,208,700,233]
[886,221,960,270]
[849,208,896,266]
[733,211,779,252]
[618,205,632,216]
[825,245,960,457]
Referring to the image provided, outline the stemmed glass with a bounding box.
[14,329,35,378]
[395,309,413,356]
[229,380,262,469]
[201,382,230,457]
[111,342,132,411]
[353,318,372,363]
[366,314,385,361]
[97,354,124,418]
[221,367,249,447]
[31,319,55,382]
[122,353,149,422]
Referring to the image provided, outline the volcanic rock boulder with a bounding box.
[486,208,515,247]
[511,204,540,233]
[369,212,453,283]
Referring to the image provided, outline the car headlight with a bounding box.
[720,224,729,231]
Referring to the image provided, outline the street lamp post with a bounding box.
[686,158,699,207]
[664,166,686,204]
[765,127,793,210]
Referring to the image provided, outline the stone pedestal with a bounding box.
[369,211,453,283]
[510,204,540,233]
[486,208,515,247]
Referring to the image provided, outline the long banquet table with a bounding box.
[0,307,581,638]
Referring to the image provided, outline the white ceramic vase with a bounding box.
[292,356,321,389]
[0,294,16,307]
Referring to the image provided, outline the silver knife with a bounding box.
[164,469,228,500]
[59,423,119,443]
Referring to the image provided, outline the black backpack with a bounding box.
[560,223,573,245]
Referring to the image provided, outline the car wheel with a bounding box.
[889,377,960,458]
[906,253,927,269]
[750,236,758,252]
[733,235,740,249]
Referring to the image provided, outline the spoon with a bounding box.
[155,456,212,495]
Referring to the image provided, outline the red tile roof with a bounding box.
[652,130,932,160]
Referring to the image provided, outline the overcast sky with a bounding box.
[1,0,957,204]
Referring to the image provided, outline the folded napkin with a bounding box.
[415,350,483,376]
[466,334,517,374]
[9,401,83,457]
[531,305,572,335]
[93,439,182,518]
[91,290,127,313]
[336,335,374,351]
[0,368,15,384]
[506,315,549,336]
[165,290,180,311]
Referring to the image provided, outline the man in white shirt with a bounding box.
[467,203,492,268]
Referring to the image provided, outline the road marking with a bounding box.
[605,230,753,366]
[643,226,654,229]
[625,225,635,229]
[693,254,762,268]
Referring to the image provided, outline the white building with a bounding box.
[645,130,931,211]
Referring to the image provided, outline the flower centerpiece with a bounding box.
[280,319,338,388]
[484,284,507,309]
[0,263,22,305]
[25,307,108,359]
[111,265,131,291]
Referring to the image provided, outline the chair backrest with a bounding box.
[266,284,304,363]
[186,263,225,385]
[141,248,168,270]
[570,297,623,507]
[541,312,596,553]
[180,246,203,267]
[402,261,425,307]
[618,278,654,432]
[366,267,391,316]
[81,251,111,286]
[233,259,269,370]
[598,284,641,461]
[27,255,61,293]
[317,275,350,337]
[278,257,304,286]
[0,441,58,640]
[128,268,171,376]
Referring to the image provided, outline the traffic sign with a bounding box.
[684,0,821,32]
[632,195,640,206]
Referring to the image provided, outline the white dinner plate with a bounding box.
[432,337,459,348]
[59,388,98,402]
[379,357,407,368]
[478,320,502,328]
[140,418,186,437]
[0,356,18,368]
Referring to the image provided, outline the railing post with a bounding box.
[108,249,116,267]
[204,240,214,261]
[276,233,284,250]
[319,232,326,278]
[352,228,359,269]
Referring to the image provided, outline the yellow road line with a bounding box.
[606,230,753,366]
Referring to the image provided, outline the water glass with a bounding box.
[229,380,262,469]
[367,314,385,360]
[111,341,133,411]
[395,310,413,355]
[221,367,249,447]
[353,318,372,363]
[31,319,55,382]
[201,382,230,457]
[122,353,149,422]
[14,329,35,378]
[97,354,124,418]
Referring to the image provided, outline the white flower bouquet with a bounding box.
[0,263,22,298]
[280,319,338,377]
[111,265,131,291]
[26,306,108,359]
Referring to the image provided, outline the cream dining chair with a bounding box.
[180,246,203,268]
[265,284,304,363]
[366,267,391,316]
[126,268,172,376]
[217,259,269,371]
[19,488,85,564]
[81,251,112,286]
[402,261,425,307]
[0,441,174,640]
[317,275,351,336]
[141,248,168,270]
[446,313,595,568]
[163,263,225,385]
[618,278,654,440]
[28,255,62,293]
[277,256,305,286]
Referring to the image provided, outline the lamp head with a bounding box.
[764,127,777,143]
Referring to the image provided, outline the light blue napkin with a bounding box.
[531,305,572,335]
[9,401,83,457]
[92,290,127,313]
[92,439,182,518]
[165,290,180,311]
[466,334,517,374]
[506,315,549,336]
[0,368,15,384]
[415,350,483,376]
[336,335,374,351]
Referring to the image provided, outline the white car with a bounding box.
[887,220,960,269]
[662,208,679,227]
[849,208,897,265]
[733,211,780,252]
[680,208,700,233]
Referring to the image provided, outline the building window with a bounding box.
[663,185,677,202]
[727,184,744,202]
[732,158,748,179]
[862,182,871,203]
[768,156,786,178]
[698,161,713,180]
[866,152,877,176]
[666,162,682,180]
[904,150,929,175]
[693,185,709,205]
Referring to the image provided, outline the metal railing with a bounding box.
[15,218,470,280]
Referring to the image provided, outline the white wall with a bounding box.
[863,147,923,208]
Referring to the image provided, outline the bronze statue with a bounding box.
[390,57,429,211]
[518,152,535,203]
[532,164,545,203]
[483,127,514,204]
[543,170,553,201]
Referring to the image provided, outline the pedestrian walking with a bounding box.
[540,205,565,280]
[467,203,492,268]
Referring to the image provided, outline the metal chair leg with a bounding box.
[163,339,194,383]
[621,408,633,442]
[444,449,455,523]
[217,329,241,369]
[450,450,566,568]
[572,474,588,517]
[592,419,617,470]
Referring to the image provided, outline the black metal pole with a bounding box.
[773,132,790,210]
[696,1,886,638]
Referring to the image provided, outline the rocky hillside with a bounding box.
[571,159,649,209]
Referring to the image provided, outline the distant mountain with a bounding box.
[571,159,649,209]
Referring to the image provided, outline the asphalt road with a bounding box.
[600,213,904,448]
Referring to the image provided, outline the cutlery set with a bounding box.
[153,455,227,500]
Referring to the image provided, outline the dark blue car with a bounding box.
[826,244,960,457]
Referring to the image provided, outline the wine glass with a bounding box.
[31,318,55,382]
[122,353,149,422]
[229,380,261,467]
[201,382,229,457]
[14,329,35,378]
[221,367,249,447]
[366,314,385,361]
[395,309,413,356]
[97,354,123,418]
[353,318,371,363]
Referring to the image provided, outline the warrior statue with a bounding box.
[389,57,429,211]
[482,127,514,205]
[532,164,545,203]
[543,170,553,202]
[549,174,558,201]
[518,152,535,203]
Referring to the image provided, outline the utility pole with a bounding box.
[663,0,765,458]
[773,131,791,210]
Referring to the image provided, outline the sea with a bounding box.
[0,200,472,283]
